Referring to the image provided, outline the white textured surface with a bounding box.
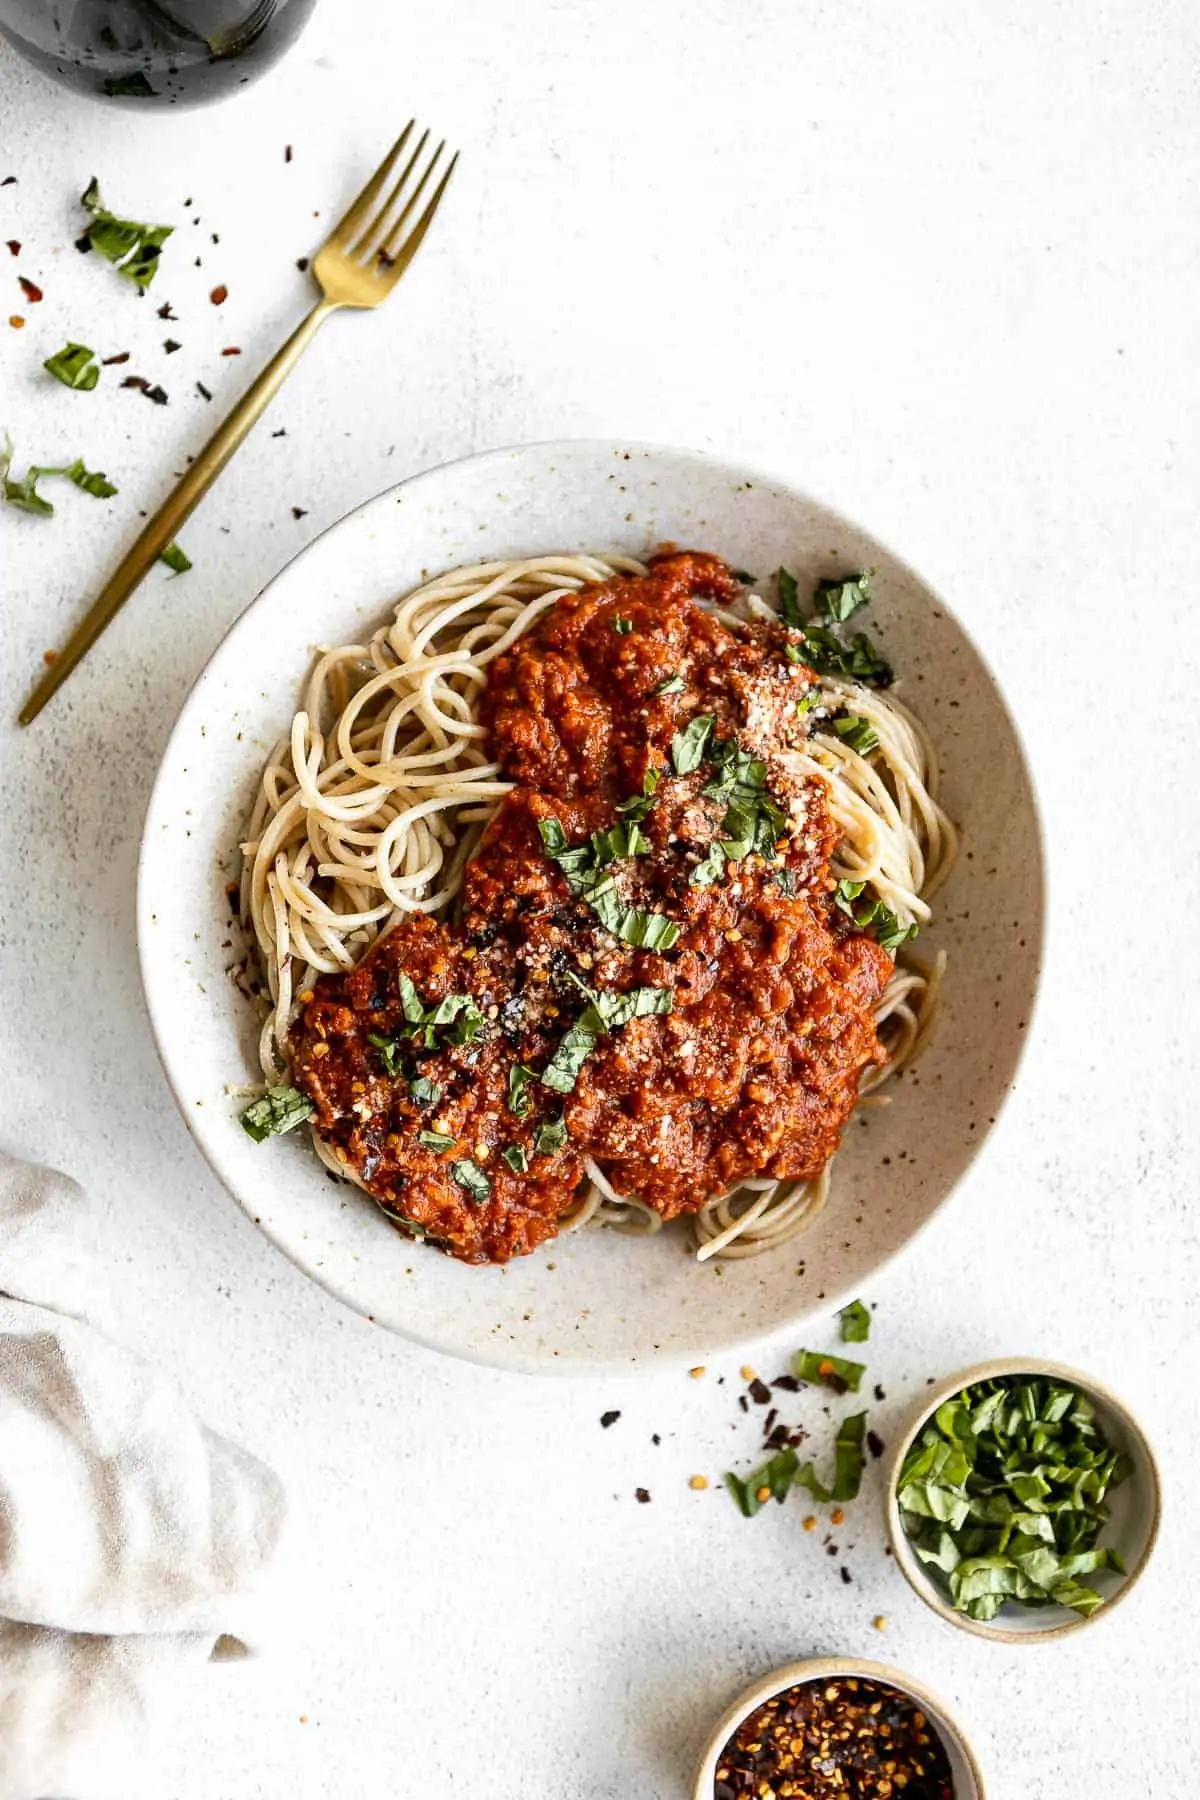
[0,3,1197,1794]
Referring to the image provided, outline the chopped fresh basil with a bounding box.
[410,1076,441,1108]
[591,822,648,865]
[240,1085,314,1143]
[651,673,685,696]
[833,879,918,953]
[159,541,192,574]
[689,842,726,887]
[838,1299,871,1343]
[80,177,173,291]
[43,342,100,391]
[540,982,674,1094]
[1,439,117,515]
[830,714,879,756]
[801,624,892,687]
[815,570,873,623]
[394,976,485,1051]
[798,1410,867,1503]
[367,1032,404,1077]
[451,1158,491,1203]
[612,616,633,635]
[501,1144,528,1173]
[724,1448,800,1518]
[540,814,679,950]
[670,713,714,775]
[418,1129,456,1151]
[774,868,799,897]
[776,565,803,628]
[699,735,789,867]
[896,1375,1131,1622]
[795,686,822,714]
[535,1116,568,1155]
[507,1062,537,1118]
[616,765,661,823]
[795,1348,866,1394]
[784,642,806,665]
[398,974,426,1023]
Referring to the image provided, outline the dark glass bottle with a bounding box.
[0,0,318,107]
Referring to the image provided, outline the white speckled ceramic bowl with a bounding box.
[137,440,1044,1373]
[690,1656,986,1799]
[885,1357,1162,1642]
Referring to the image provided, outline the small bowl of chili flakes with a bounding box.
[692,1657,985,1800]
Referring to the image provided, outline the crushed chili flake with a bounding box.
[1,176,16,186]
[634,1487,651,1503]
[600,1410,620,1429]
[18,275,42,303]
[714,1678,954,1800]
[291,506,308,520]
[771,1374,801,1393]
[196,381,213,401]
[42,649,58,665]
[74,235,93,254]
[285,144,293,163]
[296,257,309,272]
[102,351,131,365]
[164,338,181,353]
[748,1377,772,1406]
[210,284,228,305]
[271,428,287,437]
[867,1429,885,1460]
[873,1384,887,1402]
[5,240,19,256]
[157,301,177,320]
[122,375,150,390]
[9,315,24,328]
[145,383,169,405]
[221,346,241,356]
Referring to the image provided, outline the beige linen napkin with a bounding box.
[0,1153,286,1800]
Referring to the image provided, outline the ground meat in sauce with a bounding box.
[291,551,892,1264]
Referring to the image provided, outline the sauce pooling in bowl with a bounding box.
[714,1675,954,1799]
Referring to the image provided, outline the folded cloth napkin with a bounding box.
[0,1152,286,1800]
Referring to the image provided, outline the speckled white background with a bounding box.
[1,3,1198,1795]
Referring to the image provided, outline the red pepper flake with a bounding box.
[600,1411,620,1428]
[1,176,16,186]
[143,384,168,405]
[296,257,309,272]
[42,649,57,665]
[221,346,241,356]
[163,338,181,353]
[102,351,131,365]
[9,315,24,329]
[196,381,213,401]
[748,1377,772,1406]
[634,1488,651,1503]
[157,301,177,320]
[122,375,150,391]
[5,240,19,256]
[867,1429,885,1460]
[18,275,42,303]
[716,1677,954,1800]
[210,284,228,305]
[74,235,93,255]
[291,506,307,520]
[285,144,293,163]
[271,427,287,438]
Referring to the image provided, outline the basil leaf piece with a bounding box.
[832,879,918,953]
[43,342,100,391]
[418,1129,456,1151]
[507,1063,537,1118]
[776,565,803,627]
[451,1158,491,1202]
[240,1086,314,1143]
[502,1144,528,1173]
[1,439,117,514]
[670,713,714,775]
[535,1116,568,1155]
[160,541,192,574]
[540,985,673,1093]
[838,1299,871,1343]
[831,714,879,756]
[540,812,678,949]
[397,974,426,1024]
[410,1076,441,1108]
[612,616,633,635]
[723,1448,800,1517]
[784,642,806,666]
[80,177,173,291]
[540,1021,598,1093]
[815,570,873,622]
[689,842,726,887]
[616,766,661,822]
[774,868,799,897]
[652,673,685,696]
[794,1348,866,1394]
[368,1033,404,1078]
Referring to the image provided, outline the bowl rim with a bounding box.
[883,1355,1163,1643]
[689,1654,987,1799]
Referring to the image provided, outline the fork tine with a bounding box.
[328,122,415,249]
[376,139,446,261]
[379,151,460,281]
[349,127,431,260]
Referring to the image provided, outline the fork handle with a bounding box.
[18,296,341,726]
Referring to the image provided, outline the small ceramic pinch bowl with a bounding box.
[691,1656,985,1800]
[885,1357,1161,1643]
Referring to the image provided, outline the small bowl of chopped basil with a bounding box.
[885,1358,1161,1641]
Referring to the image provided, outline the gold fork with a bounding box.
[19,122,458,726]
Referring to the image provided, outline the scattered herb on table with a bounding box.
[160,541,191,574]
[795,1348,866,1394]
[896,1374,1132,1621]
[1,439,116,514]
[240,1085,314,1142]
[838,1298,871,1342]
[724,1412,867,1514]
[79,178,173,291]
[43,342,101,390]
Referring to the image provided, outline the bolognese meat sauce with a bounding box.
[291,552,893,1263]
